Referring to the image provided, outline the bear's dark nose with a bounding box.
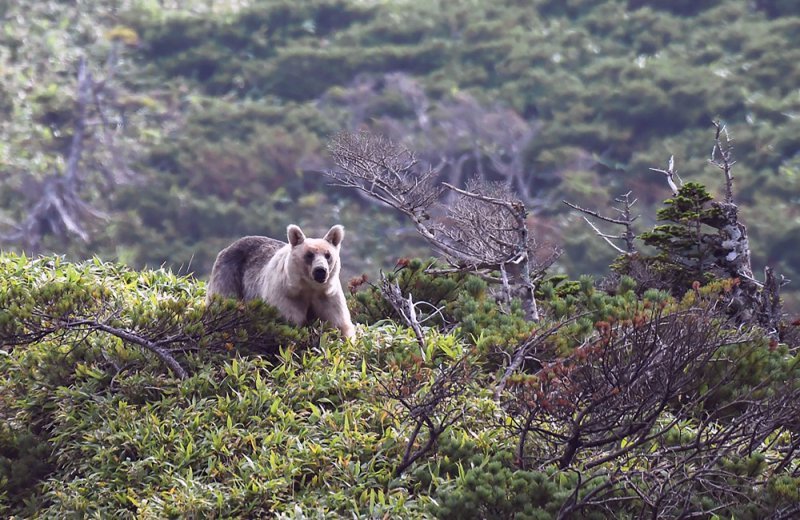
[312,267,327,283]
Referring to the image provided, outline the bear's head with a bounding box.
[287,224,344,287]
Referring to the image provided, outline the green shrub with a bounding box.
[430,451,605,520]
[1,253,797,518]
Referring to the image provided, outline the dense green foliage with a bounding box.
[1,0,798,306]
[2,2,800,516]
[1,252,798,517]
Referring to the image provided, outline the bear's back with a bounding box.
[236,236,285,273]
[207,236,286,301]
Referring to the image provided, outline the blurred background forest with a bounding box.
[1,0,799,306]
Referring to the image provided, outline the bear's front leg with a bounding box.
[312,290,356,339]
[271,296,309,327]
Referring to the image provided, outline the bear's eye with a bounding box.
[324,252,332,261]
[304,252,314,263]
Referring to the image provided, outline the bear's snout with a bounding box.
[312,267,328,283]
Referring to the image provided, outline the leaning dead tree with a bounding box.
[327,131,558,321]
[0,58,103,250]
[1,37,163,252]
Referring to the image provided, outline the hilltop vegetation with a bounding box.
[0,161,798,515]
[1,251,799,518]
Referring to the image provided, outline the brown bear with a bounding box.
[206,225,355,338]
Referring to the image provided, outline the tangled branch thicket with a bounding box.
[378,354,475,477]
[500,296,800,518]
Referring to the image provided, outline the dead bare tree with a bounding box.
[563,191,639,256]
[1,58,101,249]
[1,42,161,251]
[707,122,753,281]
[327,131,558,321]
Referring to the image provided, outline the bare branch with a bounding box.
[650,154,681,195]
[563,200,630,226]
[564,192,639,255]
[441,181,525,213]
[711,120,736,204]
[380,271,427,357]
[582,217,625,254]
[60,319,187,379]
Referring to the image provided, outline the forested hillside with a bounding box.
[1,0,799,304]
[2,1,800,518]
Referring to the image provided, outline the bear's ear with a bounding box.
[287,225,306,247]
[323,225,345,247]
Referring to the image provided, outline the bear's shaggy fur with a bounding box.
[206,225,355,338]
